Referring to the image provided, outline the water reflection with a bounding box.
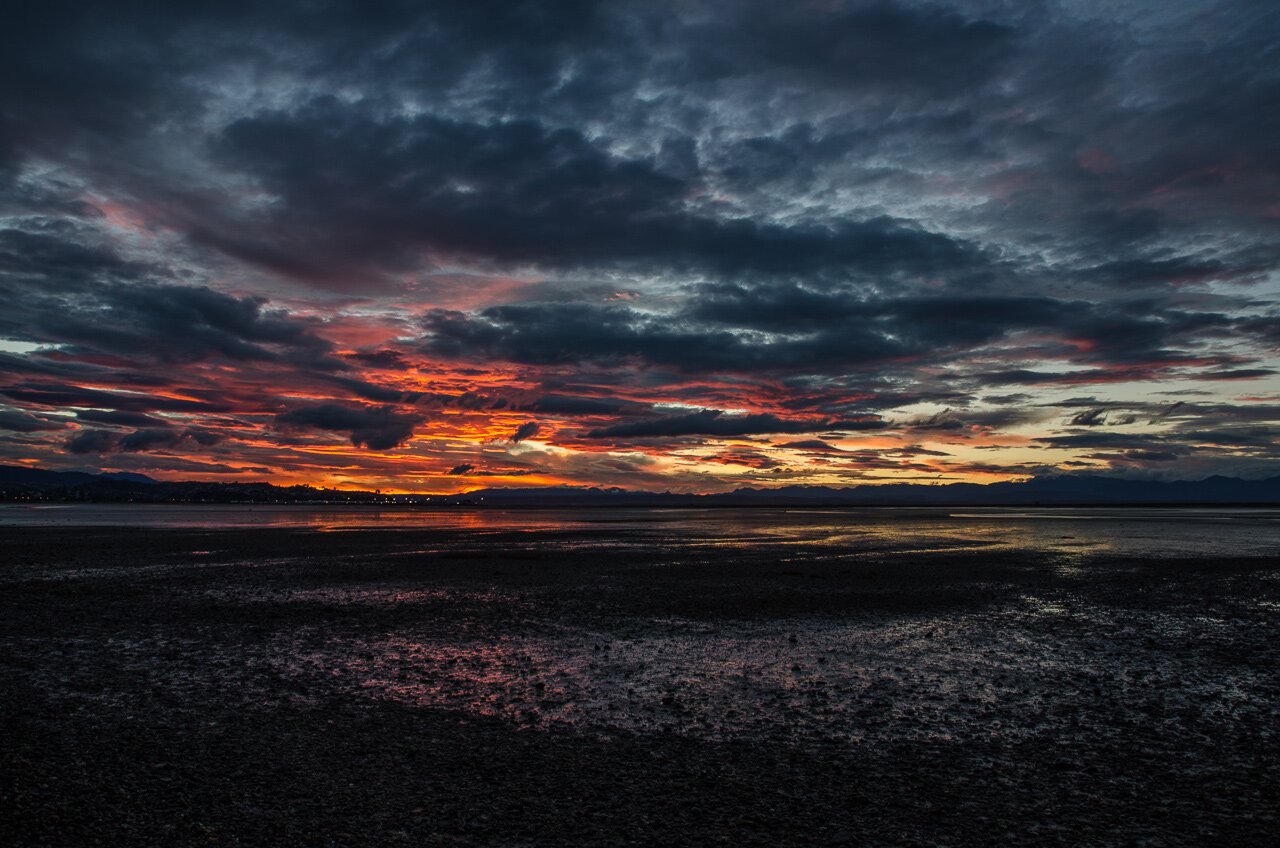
[2,503,1279,557]
[272,603,1279,744]
[10,502,1276,750]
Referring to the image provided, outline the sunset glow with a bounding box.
[2,1,1278,492]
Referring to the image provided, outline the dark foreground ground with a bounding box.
[2,524,1278,846]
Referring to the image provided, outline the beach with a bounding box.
[3,512,1278,845]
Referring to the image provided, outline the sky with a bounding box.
[1,0,1278,493]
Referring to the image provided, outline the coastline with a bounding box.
[4,525,1278,845]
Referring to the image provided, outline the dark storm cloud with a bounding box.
[0,350,182,390]
[3,383,228,414]
[509,421,540,443]
[323,376,411,404]
[1084,450,1182,463]
[1178,427,1280,450]
[419,297,959,373]
[1039,400,1280,464]
[683,1,1017,96]
[1037,432,1173,451]
[1191,369,1277,381]
[1069,408,1109,427]
[447,464,475,476]
[1046,399,1280,454]
[117,428,222,452]
[423,291,1243,385]
[343,349,411,370]
[691,286,1071,343]
[75,410,172,428]
[893,404,1050,435]
[0,0,613,161]
[64,426,225,454]
[0,223,338,369]
[65,429,118,455]
[6,1,1277,281]
[0,225,145,284]
[275,403,422,450]
[207,99,987,284]
[777,440,842,452]
[586,410,884,439]
[0,408,67,433]
[1150,402,1186,424]
[1076,256,1238,289]
[3,0,1279,482]
[524,394,645,416]
[4,280,336,366]
[424,303,741,368]
[1236,315,1280,349]
[8,2,1007,285]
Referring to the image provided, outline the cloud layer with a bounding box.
[2,0,1278,490]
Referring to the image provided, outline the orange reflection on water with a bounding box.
[2,504,1279,558]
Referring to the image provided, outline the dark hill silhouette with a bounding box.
[3,465,1279,505]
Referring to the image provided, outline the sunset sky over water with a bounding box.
[2,0,1278,492]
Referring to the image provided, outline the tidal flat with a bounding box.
[2,515,1278,846]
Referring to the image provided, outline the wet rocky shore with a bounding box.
[3,524,1277,846]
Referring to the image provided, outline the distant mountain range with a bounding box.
[3,464,1280,506]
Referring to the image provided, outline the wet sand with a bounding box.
[3,524,1278,845]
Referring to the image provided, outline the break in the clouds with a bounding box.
[1,0,1278,490]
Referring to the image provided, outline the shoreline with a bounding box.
[4,525,1278,845]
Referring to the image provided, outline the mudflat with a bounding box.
[2,523,1277,846]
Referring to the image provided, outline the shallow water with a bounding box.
[2,502,1279,558]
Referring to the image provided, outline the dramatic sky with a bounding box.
[2,0,1278,492]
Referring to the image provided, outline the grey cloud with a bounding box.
[0,408,68,433]
[276,402,422,450]
[2,0,1279,482]
[204,99,988,285]
[510,421,540,443]
[65,429,118,454]
[586,410,884,439]
[1069,408,1108,427]
[75,410,172,428]
[65,426,225,454]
